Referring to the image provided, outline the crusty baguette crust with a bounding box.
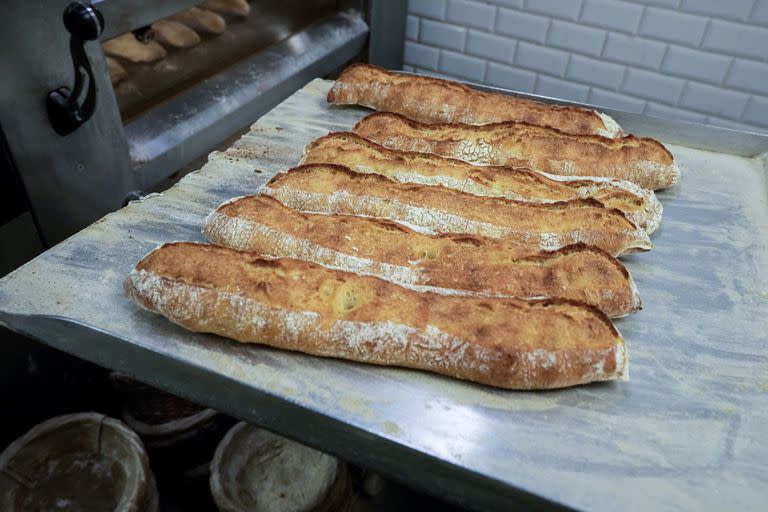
[301,132,662,233]
[327,63,622,138]
[262,164,653,257]
[353,112,680,190]
[203,195,641,317]
[124,242,628,389]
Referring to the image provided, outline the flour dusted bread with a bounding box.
[301,132,662,233]
[327,63,623,138]
[354,112,680,190]
[124,242,628,389]
[203,195,640,317]
[262,164,652,257]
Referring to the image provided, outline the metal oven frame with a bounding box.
[0,0,404,248]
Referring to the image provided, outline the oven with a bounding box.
[0,0,404,252]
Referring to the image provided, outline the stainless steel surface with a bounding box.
[2,80,768,511]
[95,0,200,41]
[0,0,134,245]
[366,0,406,69]
[126,10,368,189]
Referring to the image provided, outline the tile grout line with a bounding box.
[720,57,736,88]
[698,18,712,48]
[633,4,646,37]
[657,44,671,71]
[408,0,768,131]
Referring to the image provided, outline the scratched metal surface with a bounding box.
[2,79,768,511]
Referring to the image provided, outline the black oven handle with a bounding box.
[46,1,104,136]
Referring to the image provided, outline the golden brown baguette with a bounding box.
[124,242,628,389]
[301,132,662,233]
[327,63,623,138]
[354,112,680,190]
[203,195,641,317]
[261,164,653,257]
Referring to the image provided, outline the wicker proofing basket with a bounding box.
[210,422,354,512]
[110,372,234,475]
[0,412,158,512]
[109,372,206,425]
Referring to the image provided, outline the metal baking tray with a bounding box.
[2,79,767,511]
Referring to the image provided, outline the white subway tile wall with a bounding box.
[404,0,768,132]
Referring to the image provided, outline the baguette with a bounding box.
[261,164,653,257]
[301,132,662,233]
[106,57,127,85]
[170,7,227,34]
[124,242,628,389]
[151,20,201,48]
[102,34,167,63]
[202,0,251,16]
[327,63,623,138]
[354,112,680,190]
[203,195,641,317]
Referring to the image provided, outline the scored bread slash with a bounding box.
[353,112,680,191]
[301,132,663,234]
[124,242,629,390]
[202,195,641,318]
[260,164,653,257]
[327,63,623,138]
